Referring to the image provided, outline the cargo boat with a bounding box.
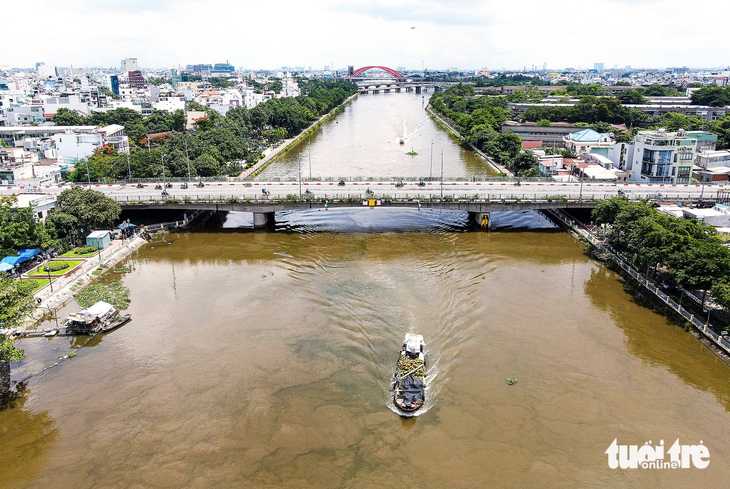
[392,333,426,412]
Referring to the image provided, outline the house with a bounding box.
[563,129,614,156]
[627,129,697,183]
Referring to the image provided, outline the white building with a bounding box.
[121,58,139,73]
[696,150,730,169]
[153,95,186,112]
[43,95,91,117]
[563,129,615,156]
[627,129,697,183]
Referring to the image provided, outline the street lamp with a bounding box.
[440,150,444,200]
[126,152,132,182]
[430,139,434,180]
[298,151,302,201]
[45,264,53,292]
[161,153,167,189]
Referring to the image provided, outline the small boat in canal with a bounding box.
[64,301,131,335]
[392,333,426,413]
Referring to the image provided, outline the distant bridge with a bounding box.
[348,66,406,79]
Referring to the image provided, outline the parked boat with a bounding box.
[392,333,426,412]
[64,301,131,334]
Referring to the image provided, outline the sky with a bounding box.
[4,0,729,71]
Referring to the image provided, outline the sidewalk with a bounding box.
[21,236,148,331]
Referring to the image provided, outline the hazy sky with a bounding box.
[4,0,729,71]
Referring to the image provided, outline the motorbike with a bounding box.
[418,181,426,187]
[365,189,374,195]
[338,180,346,186]
[196,181,205,188]
[244,182,252,187]
[181,183,188,189]
[161,190,169,197]
[261,189,271,196]
[154,184,162,190]
[304,188,313,195]
[617,189,624,196]
[136,183,144,189]
[395,180,404,188]
[166,182,172,188]
[514,180,521,187]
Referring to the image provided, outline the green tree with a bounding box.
[56,188,121,231]
[192,154,220,177]
[690,86,730,107]
[616,90,647,105]
[0,277,36,362]
[536,119,552,127]
[0,196,51,256]
[710,113,730,149]
[51,107,85,126]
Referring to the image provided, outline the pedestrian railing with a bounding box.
[547,208,730,357]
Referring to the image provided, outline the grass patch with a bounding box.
[60,247,100,258]
[27,260,84,277]
[18,278,55,293]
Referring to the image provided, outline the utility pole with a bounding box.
[309,137,312,180]
[298,151,302,201]
[161,153,167,189]
[579,161,584,201]
[185,139,191,182]
[430,139,433,180]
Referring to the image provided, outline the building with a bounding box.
[628,129,697,183]
[110,75,119,96]
[696,150,730,169]
[500,121,580,147]
[594,63,604,71]
[121,58,139,73]
[563,129,614,156]
[685,131,718,152]
[128,71,145,89]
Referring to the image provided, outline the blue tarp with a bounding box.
[0,263,14,272]
[117,223,136,229]
[17,249,43,258]
[0,256,29,266]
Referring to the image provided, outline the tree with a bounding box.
[51,107,85,126]
[56,187,121,231]
[536,119,552,127]
[510,152,539,176]
[0,196,51,257]
[690,86,730,107]
[0,276,36,361]
[669,240,730,304]
[711,281,730,311]
[710,113,730,149]
[616,90,647,105]
[192,154,220,177]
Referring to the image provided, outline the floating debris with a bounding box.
[506,378,518,386]
[76,281,130,310]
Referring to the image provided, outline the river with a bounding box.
[2,93,730,489]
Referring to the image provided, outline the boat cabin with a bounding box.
[64,301,118,334]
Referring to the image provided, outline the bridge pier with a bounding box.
[469,211,491,230]
[253,211,275,229]
[415,86,421,94]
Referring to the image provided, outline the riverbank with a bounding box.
[239,93,359,180]
[548,208,730,367]
[8,235,148,333]
[424,104,512,177]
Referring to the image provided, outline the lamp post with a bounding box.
[46,264,53,293]
[161,153,167,189]
[309,137,312,181]
[298,151,302,201]
[440,150,444,200]
[579,161,584,201]
[126,152,132,182]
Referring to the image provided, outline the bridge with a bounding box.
[4,179,719,229]
[345,65,439,94]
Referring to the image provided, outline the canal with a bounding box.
[2,93,730,489]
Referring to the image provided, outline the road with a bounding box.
[2,180,727,202]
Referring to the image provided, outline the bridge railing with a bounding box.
[109,193,703,206]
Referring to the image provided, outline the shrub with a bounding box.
[74,245,98,254]
[45,261,70,272]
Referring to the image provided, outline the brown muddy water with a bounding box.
[2,218,730,488]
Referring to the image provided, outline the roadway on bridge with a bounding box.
[2,181,725,202]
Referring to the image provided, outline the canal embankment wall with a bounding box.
[424,105,514,177]
[547,208,730,366]
[240,93,359,180]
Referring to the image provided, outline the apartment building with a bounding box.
[628,129,697,183]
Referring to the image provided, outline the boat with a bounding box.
[64,301,131,335]
[392,333,426,412]
[399,138,405,144]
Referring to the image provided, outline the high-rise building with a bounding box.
[171,69,181,90]
[110,75,119,96]
[128,70,145,89]
[121,58,139,73]
[594,62,604,71]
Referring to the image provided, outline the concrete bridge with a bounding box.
[3,179,724,229]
